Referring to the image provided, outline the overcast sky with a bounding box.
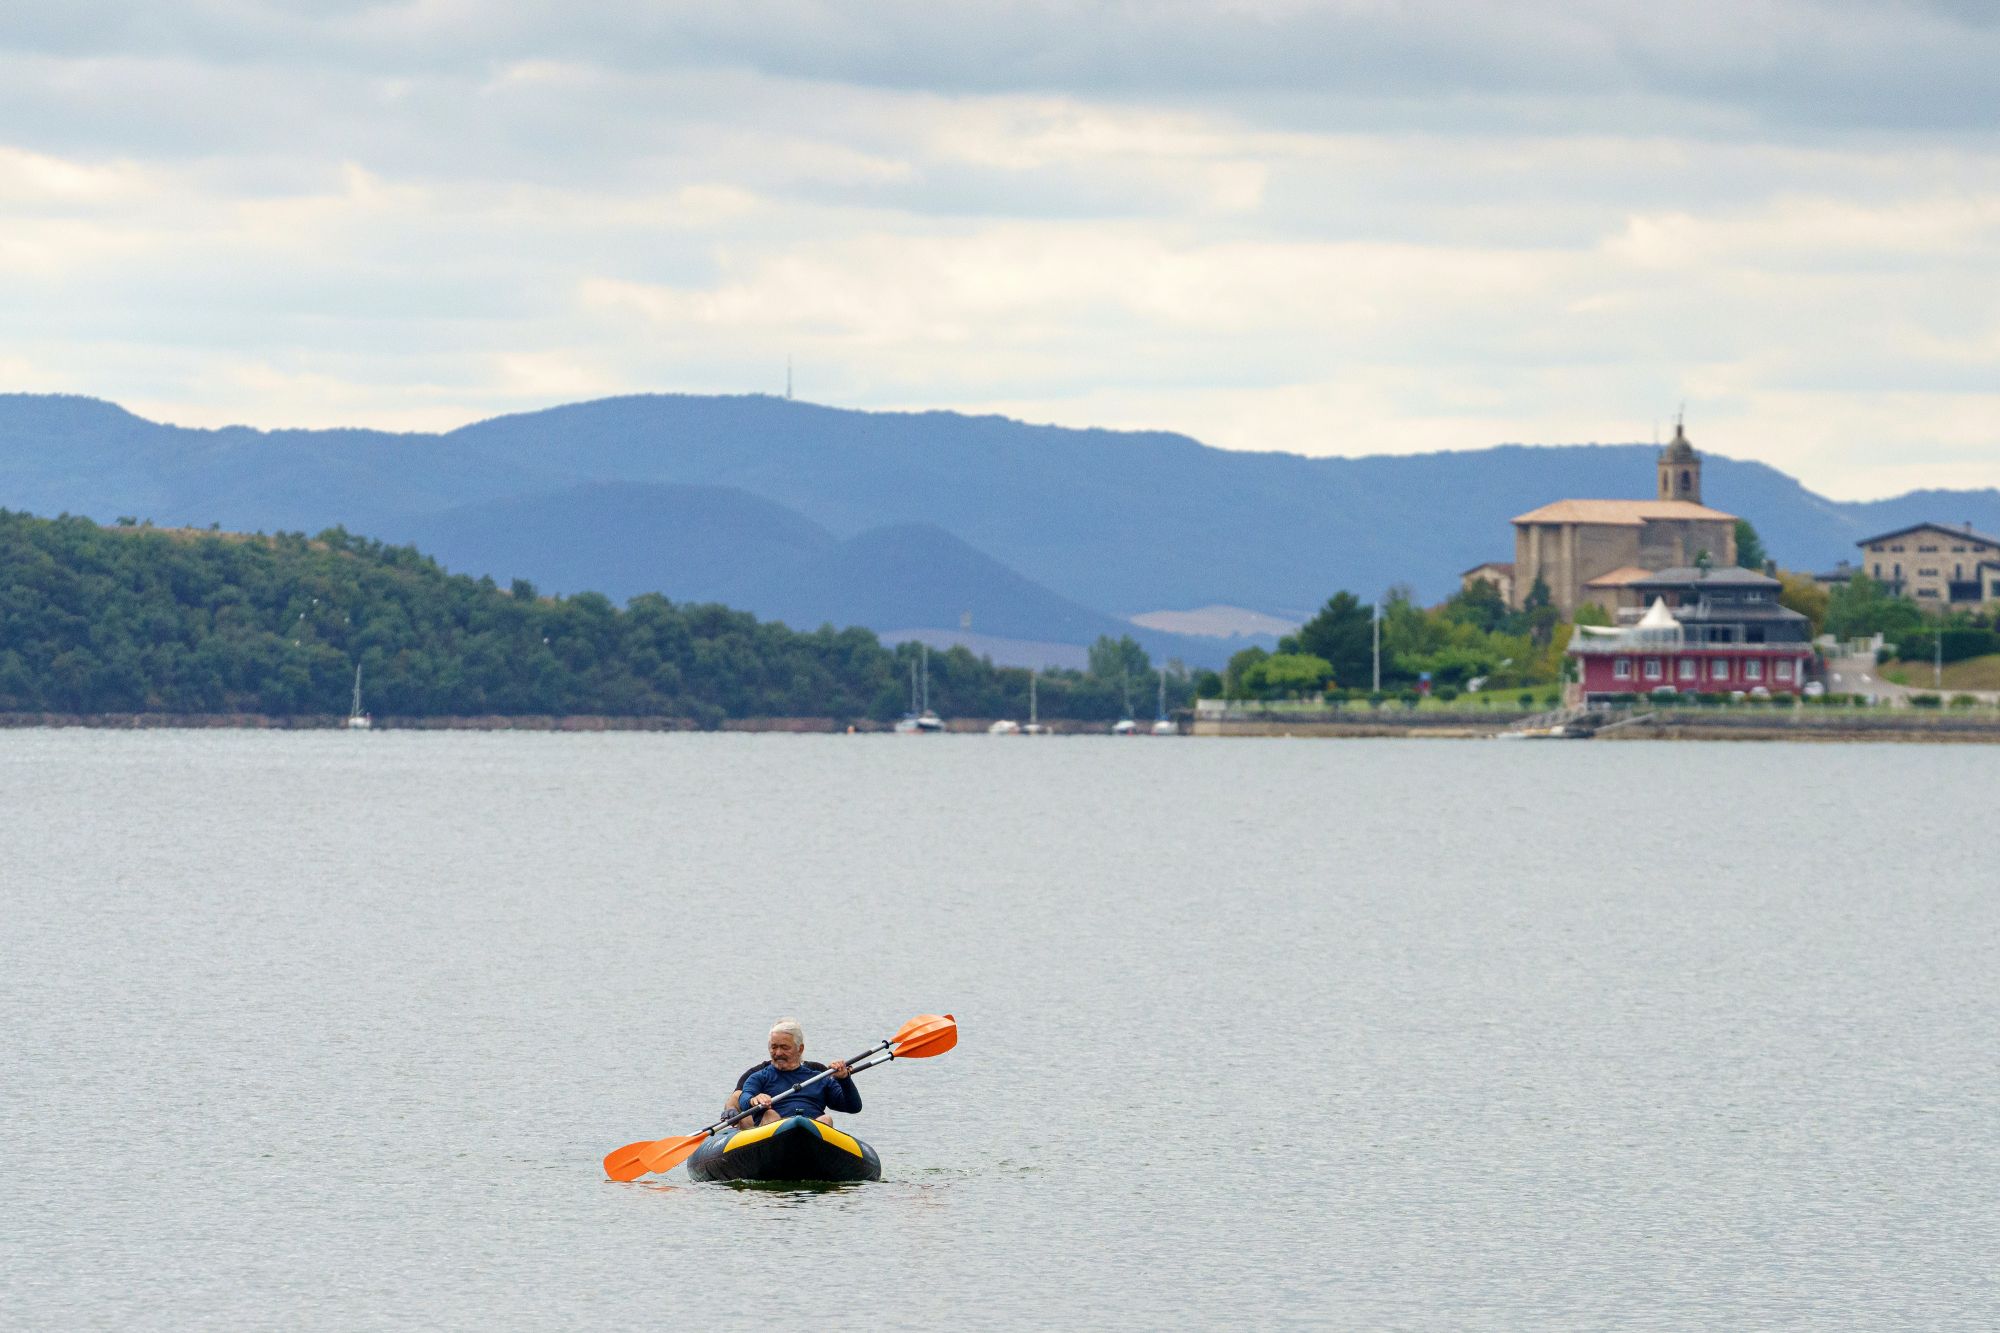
[2,1,1996,498]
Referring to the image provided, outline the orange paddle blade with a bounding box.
[891,1012,957,1059]
[603,1138,659,1182]
[602,1131,707,1182]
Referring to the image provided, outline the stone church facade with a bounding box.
[1476,425,1739,616]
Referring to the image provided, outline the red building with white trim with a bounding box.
[1570,566,1817,699]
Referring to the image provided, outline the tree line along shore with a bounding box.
[5,509,1994,731]
[0,511,1192,725]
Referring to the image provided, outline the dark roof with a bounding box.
[1632,566,1780,590]
[1670,600,1809,625]
[1658,422,1697,464]
[1855,521,2000,549]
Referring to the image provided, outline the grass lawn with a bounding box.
[1223,693,1561,714]
[1881,654,2000,691]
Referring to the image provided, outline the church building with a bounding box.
[1482,424,1739,616]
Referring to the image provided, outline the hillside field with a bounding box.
[1882,655,2000,691]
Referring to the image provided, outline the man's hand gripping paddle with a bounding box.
[602,1013,957,1181]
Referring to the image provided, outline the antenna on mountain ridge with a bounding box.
[786,356,793,400]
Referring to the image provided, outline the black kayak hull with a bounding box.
[685,1115,882,1183]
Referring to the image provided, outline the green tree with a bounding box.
[1735,519,1768,570]
[1086,634,1151,683]
[1293,591,1374,688]
[1440,578,1508,633]
[1223,645,1269,699]
[1243,652,1333,696]
[1378,586,1440,677]
[1824,571,1925,642]
[1776,570,1830,635]
[1519,577,1560,646]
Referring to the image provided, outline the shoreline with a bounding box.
[1195,706,2000,743]
[8,709,2000,742]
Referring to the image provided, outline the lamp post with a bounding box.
[1372,601,1381,694]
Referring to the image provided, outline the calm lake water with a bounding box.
[3,731,1997,1329]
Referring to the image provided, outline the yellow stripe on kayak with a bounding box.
[809,1121,864,1158]
[723,1121,782,1152]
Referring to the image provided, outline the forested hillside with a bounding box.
[0,512,1185,723]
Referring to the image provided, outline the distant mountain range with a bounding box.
[3,391,1995,667]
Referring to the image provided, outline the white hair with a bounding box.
[768,1018,804,1048]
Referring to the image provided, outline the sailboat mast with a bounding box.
[1029,672,1037,725]
[921,643,930,712]
[351,662,362,716]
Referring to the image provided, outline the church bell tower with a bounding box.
[1658,417,1701,504]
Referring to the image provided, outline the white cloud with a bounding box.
[0,4,1997,500]
[0,144,156,203]
[1606,194,2000,269]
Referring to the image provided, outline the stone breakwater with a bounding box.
[1596,709,2000,743]
[1194,706,2000,742]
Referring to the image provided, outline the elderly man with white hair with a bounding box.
[725,1019,860,1128]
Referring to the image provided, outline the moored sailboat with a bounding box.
[1112,671,1137,733]
[894,644,946,733]
[345,662,372,730]
[1150,667,1177,734]
[1022,671,1049,734]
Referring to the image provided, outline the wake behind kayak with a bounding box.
[685,1115,882,1184]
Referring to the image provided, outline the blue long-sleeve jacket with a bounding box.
[738,1061,862,1120]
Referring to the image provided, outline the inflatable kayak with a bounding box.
[685,1115,882,1183]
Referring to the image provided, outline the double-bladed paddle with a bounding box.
[602,1013,956,1181]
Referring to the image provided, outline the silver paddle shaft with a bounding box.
[719,1040,896,1129]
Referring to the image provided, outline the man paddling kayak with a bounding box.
[726,1019,861,1127]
